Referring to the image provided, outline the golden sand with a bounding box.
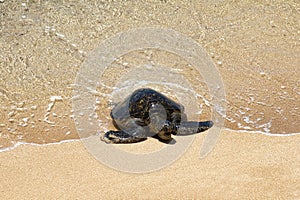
[1,129,299,199]
[1,1,299,199]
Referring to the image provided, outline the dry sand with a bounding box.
[1,129,299,199]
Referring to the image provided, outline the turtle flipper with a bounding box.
[102,130,146,143]
[176,121,213,135]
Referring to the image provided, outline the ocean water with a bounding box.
[0,0,299,150]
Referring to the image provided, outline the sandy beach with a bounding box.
[1,0,299,199]
[1,129,299,199]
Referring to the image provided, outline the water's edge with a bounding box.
[1,128,299,153]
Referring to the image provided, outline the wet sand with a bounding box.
[1,129,299,199]
[1,0,299,149]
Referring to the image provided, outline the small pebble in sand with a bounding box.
[65,131,71,135]
[79,112,84,116]
[259,72,266,77]
[8,111,15,117]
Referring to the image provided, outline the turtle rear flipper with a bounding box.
[176,121,213,135]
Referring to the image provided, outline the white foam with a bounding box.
[0,138,83,153]
[224,128,300,137]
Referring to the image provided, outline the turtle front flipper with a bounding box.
[102,130,146,144]
[176,121,213,135]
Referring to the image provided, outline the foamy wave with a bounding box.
[223,128,300,137]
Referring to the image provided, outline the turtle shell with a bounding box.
[111,88,185,126]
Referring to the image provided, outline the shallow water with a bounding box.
[0,0,299,150]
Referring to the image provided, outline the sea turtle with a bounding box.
[102,88,213,143]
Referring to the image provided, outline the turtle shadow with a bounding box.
[151,135,177,145]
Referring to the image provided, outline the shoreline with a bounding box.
[1,1,299,198]
[1,128,299,153]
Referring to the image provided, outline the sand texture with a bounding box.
[1,130,299,199]
[1,0,299,199]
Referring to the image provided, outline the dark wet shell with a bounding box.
[111,88,184,122]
